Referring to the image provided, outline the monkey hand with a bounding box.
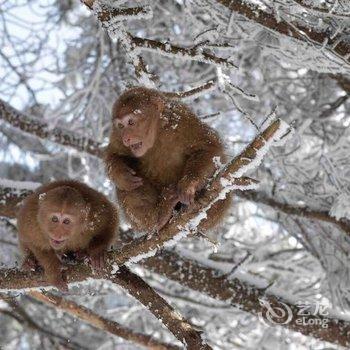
[89,251,107,271]
[177,177,199,205]
[21,255,40,271]
[115,166,143,191]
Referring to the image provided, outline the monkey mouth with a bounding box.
[49,238,67,247]
[130,142,142,152]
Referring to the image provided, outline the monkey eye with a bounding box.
[118,123,124,129]
[51,216,59,223]
[63,218,70,225]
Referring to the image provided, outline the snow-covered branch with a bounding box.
[144,251,350,348]
[215,0,350,62]
[0,99,103,157]
[238,191,350,237]
[29,290,181,350]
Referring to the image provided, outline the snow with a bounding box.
[0,178,40,191]
[330,193,350,221]
[232,119,291,178]
[125,248,157,267]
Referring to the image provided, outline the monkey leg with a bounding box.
[197,193,232,232]
[117,182,160,233]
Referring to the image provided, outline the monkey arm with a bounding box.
[177,142,223,205]
[87,226,115,257]
[86,225,116,270]
[180,143,223,188]
[105,149,143,191]
[29,246,67,290]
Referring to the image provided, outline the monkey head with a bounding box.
[112,87,165,157]
[37,186,89,250]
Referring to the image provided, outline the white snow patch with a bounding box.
[232,119,291,178]
[125,248,157,267]
[0,178,40,191]
[330,193,350,220]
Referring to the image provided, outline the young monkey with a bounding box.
[17,180,118,290]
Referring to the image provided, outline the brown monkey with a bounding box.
[105,87,231,234]
[17,180,118,290]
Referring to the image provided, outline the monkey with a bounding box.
[17,180,119,290]
[105,87,231,235]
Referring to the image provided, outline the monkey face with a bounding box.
[45,212,80,250]
[38,200,87,251]
[114,112,157,157]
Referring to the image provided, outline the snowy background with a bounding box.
[1,0,350,349]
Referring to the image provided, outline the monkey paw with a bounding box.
[21,255,40,271]
[117,167,143,191]
[89,252,106,271]
[177,178,198,205]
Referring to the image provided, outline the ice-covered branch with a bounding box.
[143,251,350,348]
[130,35,237,69]
[0,179,38,219]
[110,266,211,350]
[237,191,350,236]
[82,1,236,81]
[215,0,350,62]
[29,290,181,350]
[83,1,153,22]
[162,80,217,99]
[0,99,103,158]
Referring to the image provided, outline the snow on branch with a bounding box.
[130,35,237,69]
[215,0,350,62]
[144,251,350,348]
[29,290,181,350]
[110,266,211,350]
[0,179,38,219]
[162,80,217,100]
[0,99,103,158]
[85,1,153,22]
[82,0,236,85]
[237,191,350,237]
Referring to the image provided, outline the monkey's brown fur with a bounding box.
[105,87,231,233]
[17,180,118,290]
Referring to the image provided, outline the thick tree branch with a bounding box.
[29,290,181,350]
[111,267,210,350]
[215,0,350,62]
[0,99,103,157]
[143,251,350,348]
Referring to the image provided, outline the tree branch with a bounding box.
[1,295,85,349]
[0,99,103,157]
[143,251,350,348]
[237,191,350,236]
[29,290,181,350]
[215,0,350,62]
